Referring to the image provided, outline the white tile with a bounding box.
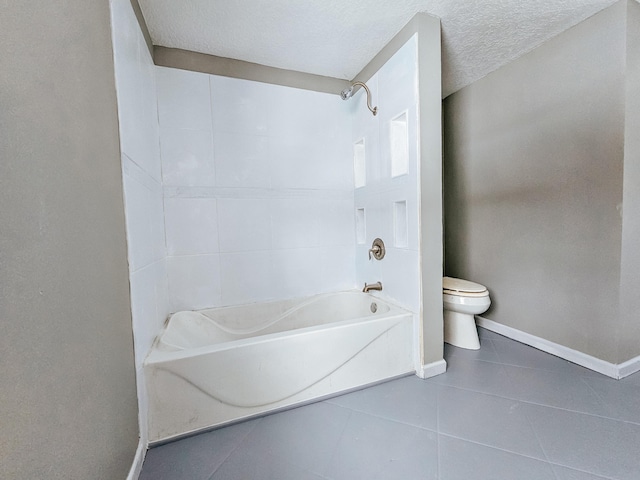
[317,246,357,293]
[353,139,366,189]
[271,197,354,250]
[164,197,219,255]
[123,171,156,271]
[355,208,366,244]
[267,85,347,142]
[136,54,162,182]
[160,128,215,186]
[360,126,382,187]
[130,263,158,369]
[156,66,212,131]
[363,191,394,249]
[271,244,356,301]
[219,252,275,305]
[217,198,272,253]
[378,35,418,124]
[210,75,269,135]
[153,259,170,324]
[272,248,325,299]
[269,134,352,190]
[166,254,221,311]
[112,0,161,183]
[381,248,420,312]
[214,132,270,188]
[149,187,166,263]
[129,259,169,370]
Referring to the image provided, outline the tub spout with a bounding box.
[363,282,383,293]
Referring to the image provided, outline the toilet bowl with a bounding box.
[443,277,491,350]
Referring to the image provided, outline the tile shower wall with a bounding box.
[352,36,420,314]
[110,0,169,445]
[156,68,355,311]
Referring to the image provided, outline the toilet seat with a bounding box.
[443,277,488,297]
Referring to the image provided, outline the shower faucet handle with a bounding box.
[368,238,385,261]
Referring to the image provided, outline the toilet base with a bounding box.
[444,310,480,350]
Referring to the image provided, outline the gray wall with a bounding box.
[444,1,632,363]
[0,2,139,478]
[619,0,640,362]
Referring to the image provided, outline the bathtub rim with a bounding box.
[145,301,412,365]
[142,289,415,367]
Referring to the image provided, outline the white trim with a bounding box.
[618,354,640,379]
[476,316,640,380]
[126,439,146,480]
[416,358,447,379]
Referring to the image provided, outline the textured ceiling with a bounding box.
[138,0,617,97]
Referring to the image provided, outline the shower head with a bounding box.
[340,85,354,100]
[340,81,377,116]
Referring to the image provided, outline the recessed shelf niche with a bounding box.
[393,200,408,248]
[356,208,366,244]
[354,139,366,188]
[390,112,409,177]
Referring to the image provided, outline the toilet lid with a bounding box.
[443,277,488,295]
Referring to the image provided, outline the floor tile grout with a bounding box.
[520,397,557,479]
[548,462,620,480]
[322,399,439,434]
[438,431,550,464]
[205,417,263,480]
[431,380,640,427]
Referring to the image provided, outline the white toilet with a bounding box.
[443,277,491,350]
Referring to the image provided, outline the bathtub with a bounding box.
[145,290,414,443]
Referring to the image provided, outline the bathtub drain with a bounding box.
[370,302,378,313]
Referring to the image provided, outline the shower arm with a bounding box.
[351,82,378,116]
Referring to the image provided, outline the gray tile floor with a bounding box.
[139,328,640,480]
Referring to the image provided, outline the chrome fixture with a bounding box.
[368,238,385,260]
[340,81,378,116]
[363,281,383,293]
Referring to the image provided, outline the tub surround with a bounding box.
[109,6,444,467]
[156,68,356,312]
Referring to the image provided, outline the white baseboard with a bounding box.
[126,439,146,480]
[476,316,640,380]
[618,354,640,379]
[416,358,447,379]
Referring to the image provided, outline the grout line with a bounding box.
[205,418,263,480]
[323,400,438,434]
[321,407,353,479]
[438,432,551,465]
[433,380,640,427]
[547,462,618,480]
[521,398,558,480]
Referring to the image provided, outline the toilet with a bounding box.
[443,277,491,350]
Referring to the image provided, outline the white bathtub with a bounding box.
[145,290,414,443]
